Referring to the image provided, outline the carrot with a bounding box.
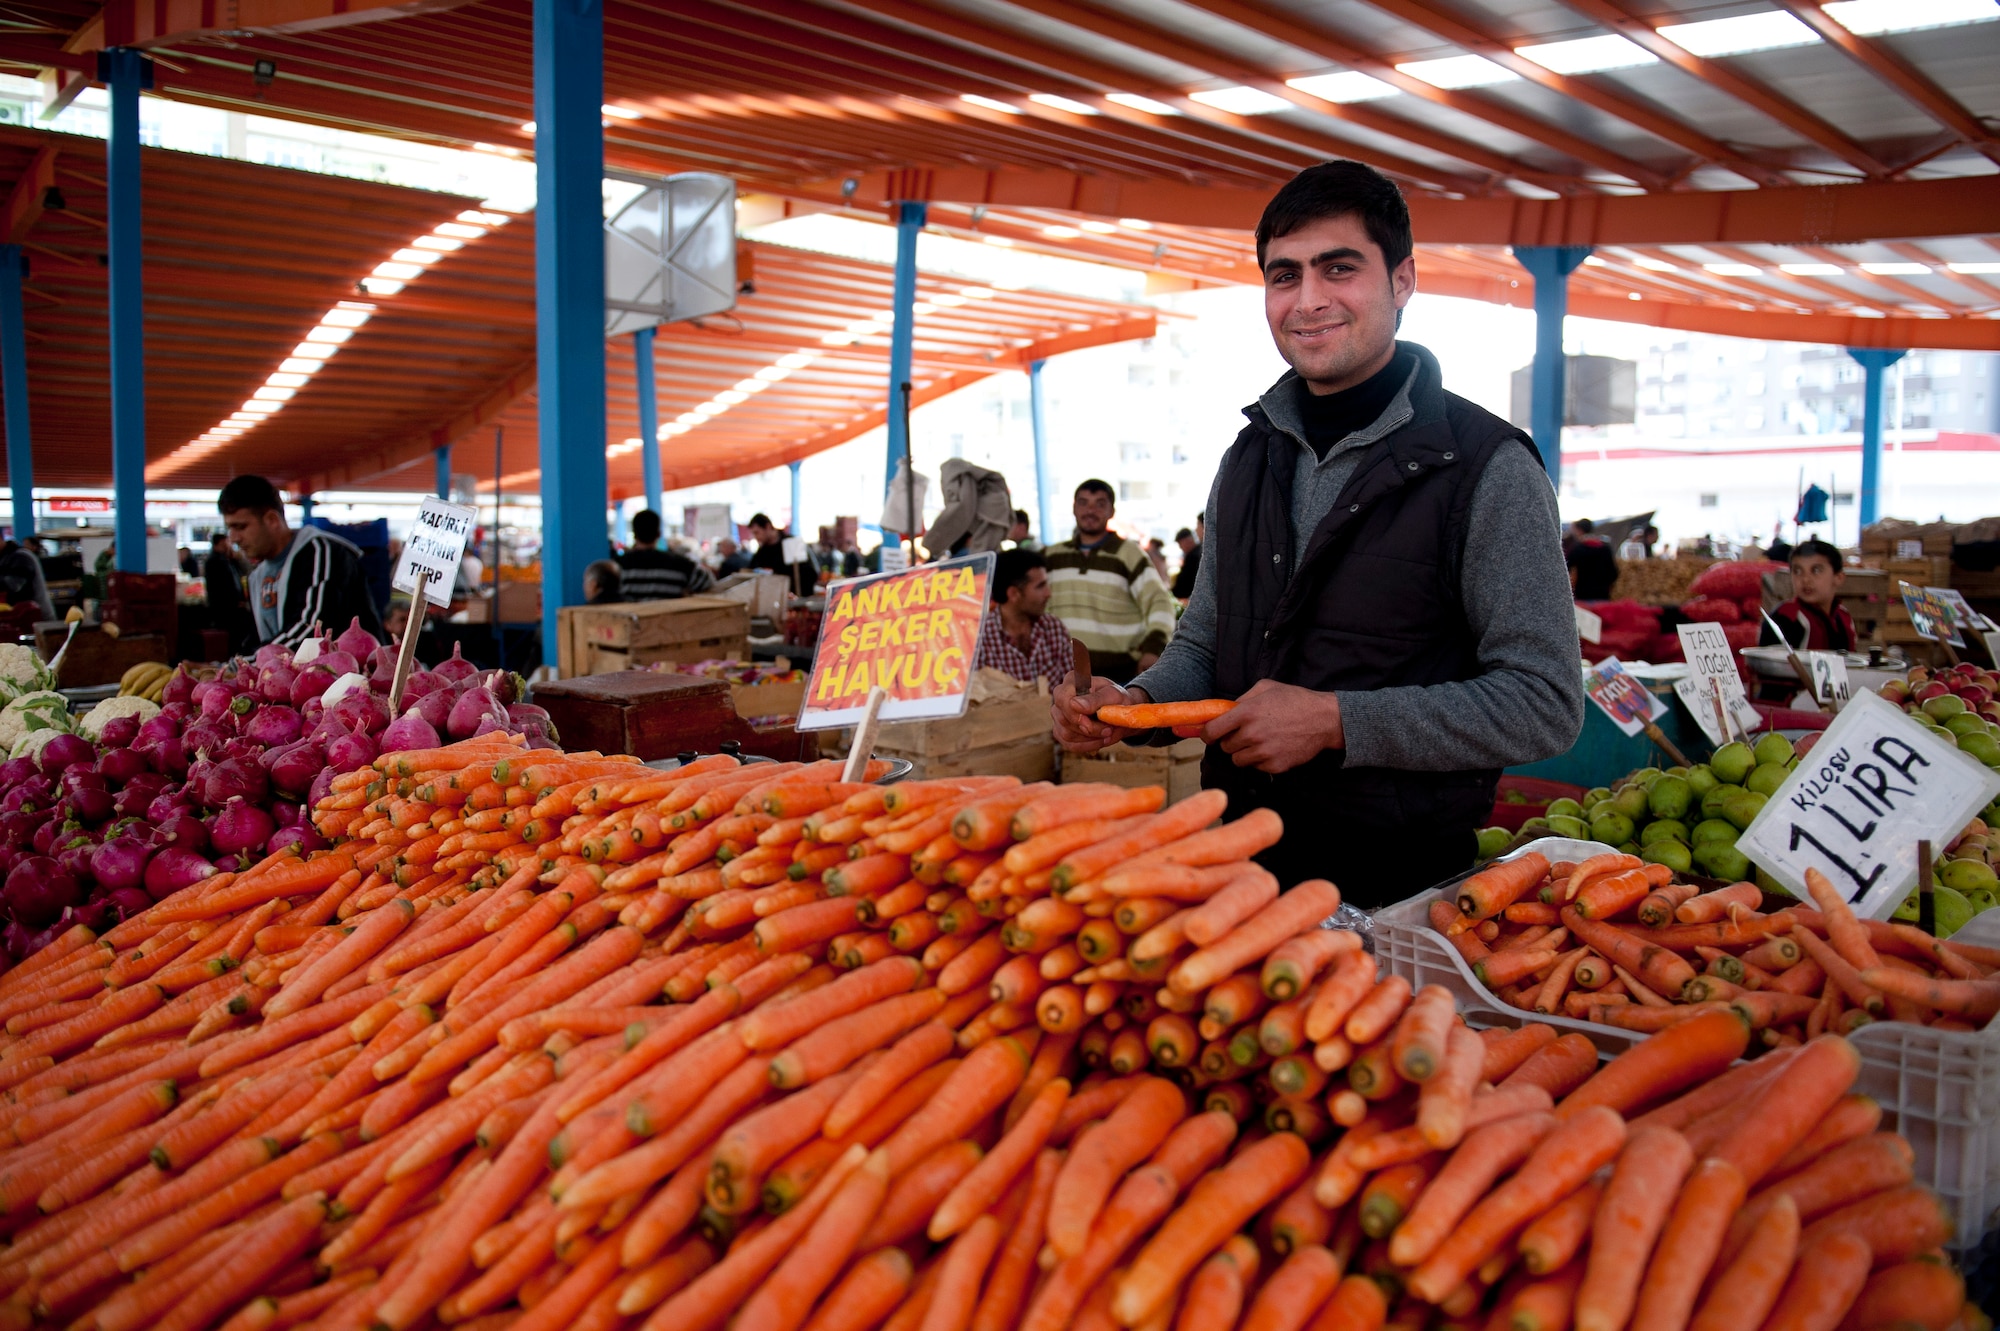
[1476,1024,1555,1082]
[1388,1110,1556,1267]
[1859,966,2000,1020]
[1096,700,1235,728]
[1558,1008,1748,1118]
[1312,1274,1389,1331]
[878,1033,1034,1175]
[1761,1229,1874,1331]
[1305,951,1378,1044]
[734,1149,891,1331]
[738,956,923,1050]
[1416,1023,1486,1148]
[1802,868,1881,970]
[1345,976,1415,1047]
[794,1247,910,1331]
[1798,1184,1954,1265]
[1458,853,1551,919]
[1389,985,1456,1083]
[1050,791,1230,891]
[823,1021,957,1141]
[1533,950,1586,1015]
[1840,1261,1966,1331]
[1405,1105,1627,1305]
[1689,1193,1801,1331]
[769,989,948,1089]
[1559,908,1697,1000]
[969,1150,1060,1331]
[1112,1133,1311,1325]
[1572,1125,1696,1331]
[1631,1045,1797,1135]
[1175,1234,1256,1331]
[1708,1033,1861,1189]
[1238,1249,1338,1331]
[1181,869,1280,948]
[1044,1076,1185,1258]
[1573,868,1658,921]
[1768,1094,1882,1177]
[924,1075,1063,1239]
[1518,1180,1602,1275]
[1635,882,1698,929]
[1012,785,1165,841]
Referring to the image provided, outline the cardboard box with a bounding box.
[875,669,1051,758]
[712,572,789,623]
[558,597,749,678]
[1062,738,1206,806]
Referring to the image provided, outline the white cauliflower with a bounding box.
[0,691,74,752]
[0,644,52,706]
[9,726,69,764]
[79,695,160,741]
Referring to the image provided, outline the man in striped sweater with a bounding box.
[1043,479,1177,683]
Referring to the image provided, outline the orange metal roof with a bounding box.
[0,127,1156,494]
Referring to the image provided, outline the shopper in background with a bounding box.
[617,509,713,602]
[202,533,252,648]
[714,539,752,575]
[1565,518,1618,600]
[745,513,819,596]
[975,547,1071,688]
[1765,525,1794,565]
[1172,525,1201,600]
[1053,160,1582,905]
[1044,479,1175,683]
[1006,510,1038,552]
[0,540,54,621]
[583,560,623,605]
[1144,538,1171,584]
[220,475,382,650]
[1762,538,1855,652]
[176,546,199,579]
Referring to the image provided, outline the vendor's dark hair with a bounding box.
[218,475,284,516]
[1791,539,1843,574]
[748,512,774,530]
[1256,161,1412,273]
[1074,479,1114,503]
[992,547,1046,605]
[632,509,662,544]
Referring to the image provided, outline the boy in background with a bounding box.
[1763,538,1856,652]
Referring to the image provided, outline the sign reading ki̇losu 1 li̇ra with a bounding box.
[797,552,994,731]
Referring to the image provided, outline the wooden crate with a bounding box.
[874,669,1052,759]
[1871,557,1953,588]
[1061,738,1206,806]
[528,669,811,762]
[33,626,169,689]
[558,597,749,678]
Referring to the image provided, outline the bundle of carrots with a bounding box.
[1433,851,2000,1042]
[0,734,1412,1330]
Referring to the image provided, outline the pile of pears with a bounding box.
[1477,733,1801,883]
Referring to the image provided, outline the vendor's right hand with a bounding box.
[1053,677,1147,754]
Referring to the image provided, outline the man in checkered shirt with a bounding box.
[975,548,1072,688]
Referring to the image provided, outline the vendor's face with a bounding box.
[1008,567,1051,618]
[1262,213,1413,394]
[222,507,287,563]
[1073,490,1113,539]
[1792,555,1843,608]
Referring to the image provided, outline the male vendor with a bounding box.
[1053,161,1583,906]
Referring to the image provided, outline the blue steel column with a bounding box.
[789,461,802,536]
[533,0,608,665]
[1028,359,1053,545]
[884,202,925,496]
[435,445,451,499]
[103,49,150,573]
[1849,348,1906,527]
[634,327,662,514]
[1513,245,1591,483]
[0,246,32,542]
[300,494,314,523]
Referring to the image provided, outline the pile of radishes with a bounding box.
[0,618,557,960]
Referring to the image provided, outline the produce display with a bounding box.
[1434,850,2000,1033]
[1881,664,2000,770]
[0,732,1978,1331]
[0,619,557,963]
[117,662,177,705]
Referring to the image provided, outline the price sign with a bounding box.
[798,552,993,731]
[1583,657,1669,738]
[1895,539,1924,560]
[1899,581,1965,646]
[1737,690,2000,918]
[875,544,908,574]
[1574,604,1603,646]
[1808,651,1852,709]
[393,497,478,607]
[1674,623,1759,746]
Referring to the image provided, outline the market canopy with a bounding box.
[0,126,1156,496]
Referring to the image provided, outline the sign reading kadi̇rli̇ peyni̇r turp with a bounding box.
[1737,689,2000,919]
[393,498,480,608]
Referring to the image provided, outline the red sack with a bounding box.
[1689,561,1784,603]
[1738,597,1764,623]
[1646,633,1685,664]
[1680,597,1742,625]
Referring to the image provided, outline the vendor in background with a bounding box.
[1761,538,1854,653]
[1172,524,1202,600]
[715,538,752,575]
[974,548,1070,689]
[0,539,54,621]
[745,513,819,596]
[1052,160,1582,905]
[1006,510,1038,552]
[583,561,623,605]
[617,509,713,601]
[220,475,382,651]
[1565,519,1618,600]
[1045,479,1176,682]
[203,533,253,648]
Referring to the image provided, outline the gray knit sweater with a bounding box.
[1130,345,1585,772]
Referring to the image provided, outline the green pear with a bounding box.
[1633,767,1663,786]
[1640,818,1689,847]
[1694,841,1751,882]
[1723,789,1768,831]
[1967,886,1999,915]
[1746,763,1792,797]
[1944,713,1988,739]
[1687,765,1718,798]
[1701,783,1743,821]
[1614,785,1652,821]
[1648,774,1693,821]
[1894,889,1921,923]
[1942,859,2000,895]
[1643,840,1693,874]
[1547,815,1589,839]
[1753,732,1794,768]
[1476,827,1513,860]
[1710,742,1754,785]
[1756,866,1791,897]
[1665,767,1689,780]
[1934,885,1975,938]
[1617,841,1642,855]
[1546,798,1584,821]
[1957,733,2000,768]
[1584,787,1612,807]
[1922,694,1967,720]
[1521,817,1551,833]
[1590,812,1635,847]
[1692,818,1739,848]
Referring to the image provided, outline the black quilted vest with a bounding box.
[1203,350,1539,854]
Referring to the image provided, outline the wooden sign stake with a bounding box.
[1918,838,1937,938]
[1642,719,1692,770]
[842,685,888,784]
[387,568,431,716]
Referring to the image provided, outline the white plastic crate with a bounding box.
[1369,838,2000,1247]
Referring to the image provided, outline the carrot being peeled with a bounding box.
[1095,700,1235,729]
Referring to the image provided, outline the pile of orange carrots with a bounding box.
[1432,851,2000,1040]
[0,731,1978,1331]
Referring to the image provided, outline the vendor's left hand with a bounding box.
[1203,679,1343,774]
